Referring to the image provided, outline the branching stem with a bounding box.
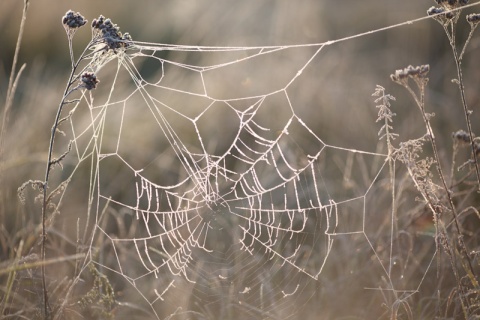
[41,36,93,320]
[450,42,480,191]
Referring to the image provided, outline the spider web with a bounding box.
[47,8,465,318]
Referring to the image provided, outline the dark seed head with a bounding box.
[467,13,480,24]
[452,130,470,144]
[62,10,87,30]
[81,72,99,90]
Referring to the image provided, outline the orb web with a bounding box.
[44,8,470,318]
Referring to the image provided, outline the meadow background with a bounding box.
[1,0,480,319]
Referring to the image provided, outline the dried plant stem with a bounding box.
[459,24,477,61]
[41,36,91,320]
[407,81,475,315]
[0,241,24,315]
[0,0,35,315]
[443,20,480,309]
[372,86,399,279]
[441,19,480,190]
[0,0,29,174]
[451,46,480,191]
[42,81,73,320]
[400,76,469,259]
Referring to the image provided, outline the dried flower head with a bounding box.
[429,0,468,24]
[466,13,480,26]
[91,15,132,51]
[81,72,99,90]
[452,129,471,145]
[62,10,87,30]
[390,65,430,83]
[427,6,455,21]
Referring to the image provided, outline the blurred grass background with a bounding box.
[1,0,480,319]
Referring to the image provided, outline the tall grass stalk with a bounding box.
[0,0,29,173]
